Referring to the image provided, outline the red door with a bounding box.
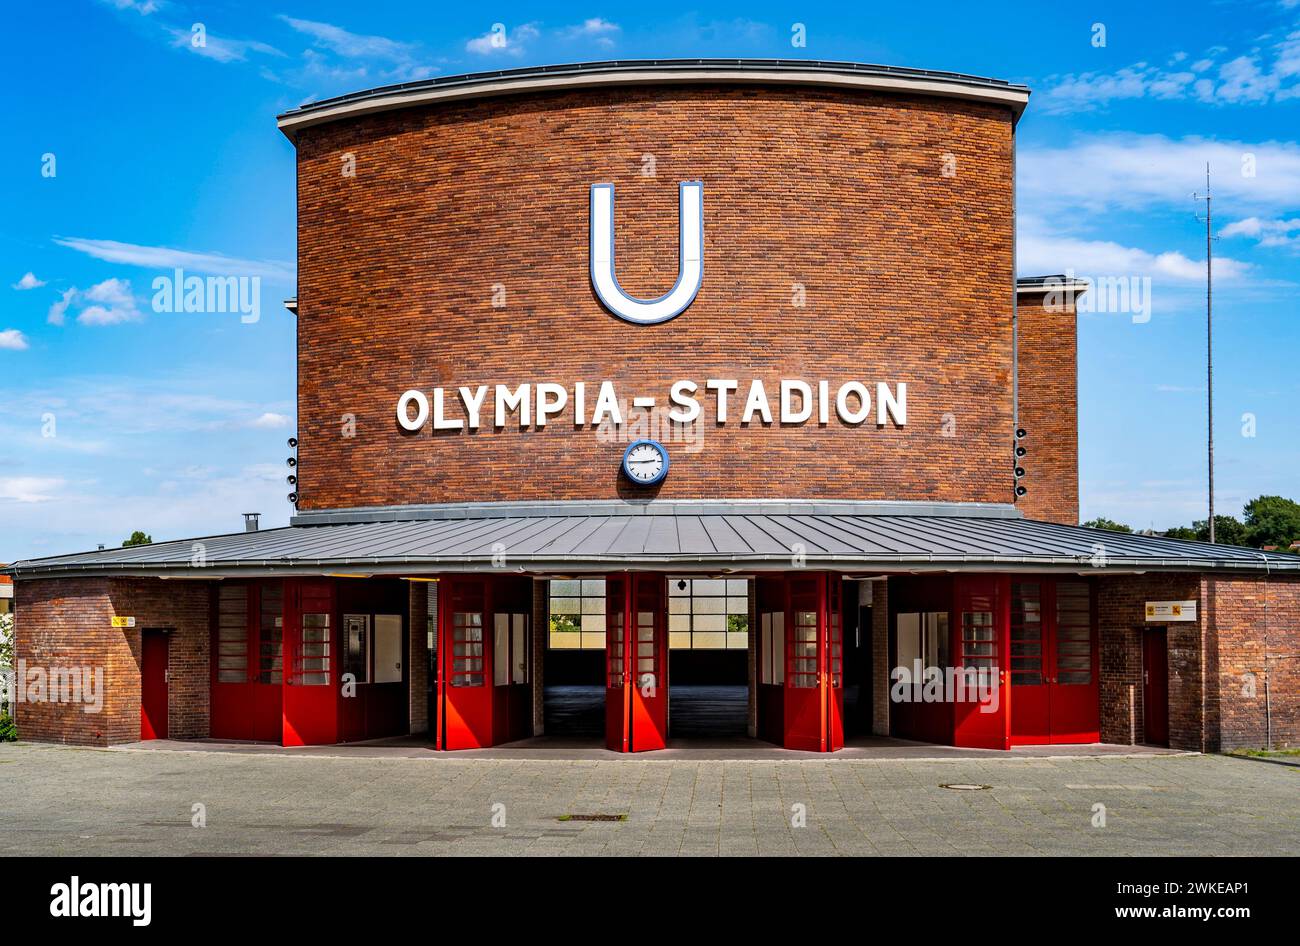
[1009,580,1100,746]
[952,577,1009,750]
[826,577,844,751]
[140,630,169,740]
[440,577,492,749]
[1046,581,1099,743]
[1143,627,1169,746]
[784,574,827,751]
[1009,581,1049,743]
[282,580,338,746]
[629,574,667,751]
[605,574,667,752]
[605,576,629,752]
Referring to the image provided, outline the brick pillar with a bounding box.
[408,581,429,735]
[871,578,890,736]
[747,578,758,738]
[532,579,547,736]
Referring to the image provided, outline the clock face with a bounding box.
[622,439,669,485]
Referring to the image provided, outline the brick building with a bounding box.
[6,60,1297,753]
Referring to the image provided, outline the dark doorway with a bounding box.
[140,629,169,740]
[668,683,747,737]
[544,685,605,736]
[1143,627,1169,746]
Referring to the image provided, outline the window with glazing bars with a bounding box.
[788,609,819,689]
[1055,582,1093,684]
[216,585,248,684]
[259,583,283,684]
[961,597,996,685]
[1010,582,1042,686]
[297,612,330,686]
[451,611,483,687]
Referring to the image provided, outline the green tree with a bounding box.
[1191,515,1248,547]
[122,531,153,547]
[1162,526,1199,541]
[1243,495,1300,550]
[1082,517,1132,534]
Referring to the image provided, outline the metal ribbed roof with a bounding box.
[7,507,1295,578]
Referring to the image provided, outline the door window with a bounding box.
[1055,582,1093,684]
[1010,582,1042,686]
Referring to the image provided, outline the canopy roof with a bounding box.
[7,501,1295,579]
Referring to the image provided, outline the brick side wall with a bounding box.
[294,85,1017,510]
[532,579,548,735]
[1205,574,1300,750]
[14,578,211,746]
[1097,574,1201,748]
[1015,292,1079,524]
[408,581,428,735]
[871,579,890,736]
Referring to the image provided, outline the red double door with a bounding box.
[756,573,844,752]
[605,574,668,752]
[1008,579,1100,745]
[436,576,533,750]
[211,579,338,745]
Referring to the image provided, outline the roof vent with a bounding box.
[243,513,260,533]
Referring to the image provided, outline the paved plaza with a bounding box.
[0,741,1295,856]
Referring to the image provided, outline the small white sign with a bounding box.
[1145,601,1196,622]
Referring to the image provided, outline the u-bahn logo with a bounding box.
[590,181,703,325]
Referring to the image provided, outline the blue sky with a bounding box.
[2,0,1298,560]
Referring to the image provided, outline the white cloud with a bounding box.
[12,272,46,291]
[1017,225,1250,284]
[1220,215,1300,248]
[0,329,29,351]
[1019,134,1300,218]
[1037,29,1300,112]
[47,287,77,326]
[165,26,283,64]
[249,412,291,429]
[466,23,539,56]
[0,477,64,503]
[47,278,143,327]
[100,0,159,14]
[278,16,415,61]
[559,18,621,48]
[54,237,295,283]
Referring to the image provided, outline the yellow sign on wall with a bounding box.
[1145,601,1197,622]
[110,616,136,628]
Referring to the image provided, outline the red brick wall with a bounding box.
[1015,293,1079,524]
[293,85,1017,510]
[1097,573,1201,749]
[871,579,890,736]
[13,578,211,746]
[1205,574,1300,750]
[407,581,428,735]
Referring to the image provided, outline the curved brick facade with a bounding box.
[293,84,1016,509]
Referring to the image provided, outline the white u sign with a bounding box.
[590,181,703,325]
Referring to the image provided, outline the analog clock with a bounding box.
[621,439,669,486]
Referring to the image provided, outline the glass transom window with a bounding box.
[668,578,749,650]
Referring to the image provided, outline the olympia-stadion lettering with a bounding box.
[395,181,904,433]
[6,60,1298,759]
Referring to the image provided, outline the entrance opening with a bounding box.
[543,578,607,738]
[666,577,749,740]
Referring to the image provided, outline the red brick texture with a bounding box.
[1015,292,1079,524]
[1097,572,1300,751]
[407,581,428,735]
[13,578,211,746]
[293,85,1018,510]
[1204,575,1300,750]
